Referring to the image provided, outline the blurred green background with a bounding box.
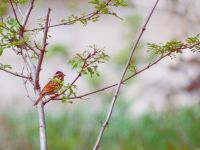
[1,103,200,150]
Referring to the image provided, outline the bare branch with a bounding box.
[24,41,40,56]
[22,70,34,102]
[34,8,51,89]
[15,3,25,18]
[22,0,35,27]
[93,0,160,149]
[0,67,31,79]
[9,0,22,27]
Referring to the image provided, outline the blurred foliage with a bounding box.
[113,14,143,69]
[0,0,29,17]
[1,103,200,150]
[0,0,8,17]
[46,44,69,59]
[86,73,103,88]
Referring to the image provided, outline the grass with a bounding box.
[0,104,200,150]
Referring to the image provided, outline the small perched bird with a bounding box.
[34,71,65,106]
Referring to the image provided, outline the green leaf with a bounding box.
[0,1,8,17]
[90,0,99,4]
[7,18,17,27]
[47,44,69,58]
[87,67,94,76]
[113,0,128,7]
[187,36,199,44]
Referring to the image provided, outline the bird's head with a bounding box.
[54,71,65,81]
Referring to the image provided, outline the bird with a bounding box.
[34,71,65,106]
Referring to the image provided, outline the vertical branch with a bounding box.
[22,0,35,27]
[19,1,50,150]
[35,8,51,89]
[34,8,51,150]
[93,0,160,149]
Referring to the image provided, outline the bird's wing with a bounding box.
[41,80,61,95]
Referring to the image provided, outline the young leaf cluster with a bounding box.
[0,17,26,55]
[61,84,77,103]
[148,35,200,57]
[60,0,127,26]
[90,0,127,18]
[186,35,200,53]
[68,45,109,77]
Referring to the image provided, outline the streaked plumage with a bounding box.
[34,71,65,106]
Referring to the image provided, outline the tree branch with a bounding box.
[50,41,200,102]
[34,8,51,89]
[25,0,112,32]
[0,67,31,79]
[17,2,49,150]
[93,0,160,149]
[33,10,51,150]
[9,0,22,27]
[22,0,35,27]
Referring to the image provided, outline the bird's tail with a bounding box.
[34,94,44,106]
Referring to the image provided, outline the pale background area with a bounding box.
[0,0,200,115]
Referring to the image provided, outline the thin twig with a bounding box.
[22,67,34,102]
[22,0,35,27]
[93,0,160,149]
[9,0,22,27]
[25,0,112,32]
[15,3,25,18]
[0,67,31,79]
[24,41,40,56]
[68,54,168,100]
[34,8,51,89]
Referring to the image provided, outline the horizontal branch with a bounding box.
[66,41,200,101]
[49,52,161,101]
[25,0,112,32]
[0,67,31,79]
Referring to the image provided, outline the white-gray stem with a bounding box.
[36,91,48,150]
[20,1,48,149]
[93,0,160,149]
[22,51,48,150]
